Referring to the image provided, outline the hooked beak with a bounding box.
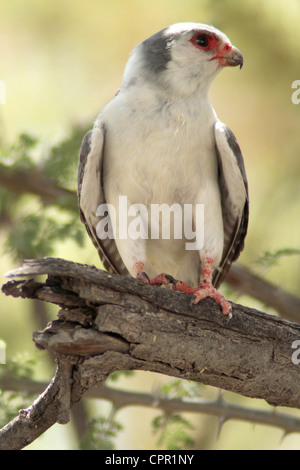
[221,46,243,69]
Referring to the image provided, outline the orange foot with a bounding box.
[136,271,171,286]
[133,259,232,317]
[167,278,232,316]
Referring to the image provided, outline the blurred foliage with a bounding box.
[3,352,37,381]
[5,210,84,261]
[0,129,85,261]
[1,133,38,171]
[0,353,38,428]
[0,0,299,451]
[152,413,195,450]
[42,125,89,190]
[79,416,123,451]
[151,379,203,449]
[158,378,203,400]
[0,390,32,428]
[255,248,300,273]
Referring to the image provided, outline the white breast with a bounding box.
[97,85,224,284]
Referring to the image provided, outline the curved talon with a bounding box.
[141,271,151,283]
[165,274,177,285]
[137,271,172,287]
[136,270,151,284]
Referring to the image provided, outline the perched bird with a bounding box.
[78,23,249,316]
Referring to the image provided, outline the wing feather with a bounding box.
[78,125,129,276]
[213,122,249,288]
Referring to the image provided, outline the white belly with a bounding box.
[100,94,224,284]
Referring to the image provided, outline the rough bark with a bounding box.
[1,257,300,449]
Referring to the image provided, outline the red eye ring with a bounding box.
[190,33,219,51]
[192,34,209,48]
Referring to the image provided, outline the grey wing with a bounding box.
[78,125,129,276]
[212,121,249,288]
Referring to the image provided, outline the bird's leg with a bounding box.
[168,257,232,316]
[193,257,232,316]
[133,259,231,316]
[133,261,171,286]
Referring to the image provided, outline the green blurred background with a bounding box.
[0,0,299,450]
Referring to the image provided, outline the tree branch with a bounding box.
[2,375,300,437]
[226,263,300,323]
[1,257,300,449]
[0,163,77,212]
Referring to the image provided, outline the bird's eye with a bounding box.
[194,34,209,48]
[190,33,217,51]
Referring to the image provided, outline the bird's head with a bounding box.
[122,23,243,97]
